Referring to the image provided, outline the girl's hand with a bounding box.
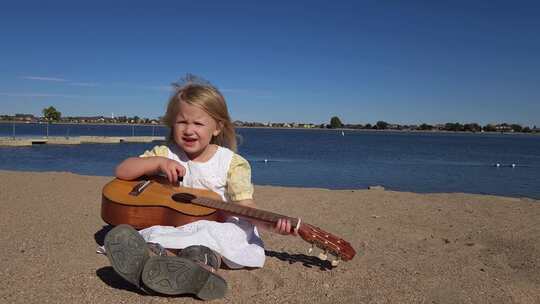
[158,158,186,185]
[274,218,298,235]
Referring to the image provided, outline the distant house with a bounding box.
[14,114,37,122]
[434,124,445,130]
[495,124,513,132]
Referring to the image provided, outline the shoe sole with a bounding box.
[142,256,227,300]
[179,245,221,270]
[104,224,149,287]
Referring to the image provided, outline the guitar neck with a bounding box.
[191,196,299,227]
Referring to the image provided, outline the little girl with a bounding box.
[104,75,294,300]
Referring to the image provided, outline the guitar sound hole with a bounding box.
[172,193,196,204]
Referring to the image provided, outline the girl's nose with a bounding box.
[184,124,195,134]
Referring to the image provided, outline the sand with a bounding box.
[0,170,539,304]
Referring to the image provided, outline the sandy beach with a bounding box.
[0,170,539,303]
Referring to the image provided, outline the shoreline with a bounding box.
[1,121,538,135]
[1,168,538,201]
[0,136,165,146]
[1,170,539,303]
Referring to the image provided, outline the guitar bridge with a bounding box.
[129,180,152,196]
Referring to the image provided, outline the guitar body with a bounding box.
[102,177,222,229]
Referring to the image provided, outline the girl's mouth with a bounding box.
[183,137,197,145]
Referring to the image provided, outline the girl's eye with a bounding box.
[195,122,204,126]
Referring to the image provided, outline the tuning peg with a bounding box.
[331,256,341,267]
[319,250,328,261]
[308,243,315,254]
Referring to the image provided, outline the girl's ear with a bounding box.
[213,121,224,137]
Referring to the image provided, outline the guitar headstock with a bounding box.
[297,223,356,262]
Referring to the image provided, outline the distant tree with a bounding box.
[483,124,497,132]
[523,126,532,133]
[375,121,389,130]
[463,123,482,132]
[363,123,372,129]
[444,122,464,132]
[510,124,523,132]
[329,116,343,129]
[418,123,433,131]
[42,106,61,122]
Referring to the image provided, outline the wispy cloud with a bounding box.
[69,82,101,87]
[19,75,102,88]
[0,92,141,99]
[19,76,68,82]
[0,92,84,98]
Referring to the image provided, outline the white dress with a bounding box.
[138,145,265,268]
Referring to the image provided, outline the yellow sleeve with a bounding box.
[227,153,254,201]
[139,145,169,158]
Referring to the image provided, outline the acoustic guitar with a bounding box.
[101,176,356,263]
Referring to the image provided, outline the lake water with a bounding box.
[1,123,539,199]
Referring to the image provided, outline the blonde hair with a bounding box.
[163,75,237,152]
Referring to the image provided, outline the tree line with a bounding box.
[1,107,537,133]
[1,106,160,125]
[328,116,538,133]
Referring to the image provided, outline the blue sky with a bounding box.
[1,1,539,126]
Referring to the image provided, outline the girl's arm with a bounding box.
[228,155,294,234]
[115,156,185,184]
[235,199,296,235]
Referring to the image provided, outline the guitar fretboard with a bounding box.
[191,196,300,227]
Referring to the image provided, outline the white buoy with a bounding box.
[264,159,268,163]
[495,163,501,167]
[511,163,516,168]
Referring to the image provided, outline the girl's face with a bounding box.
[173,101,222,161]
